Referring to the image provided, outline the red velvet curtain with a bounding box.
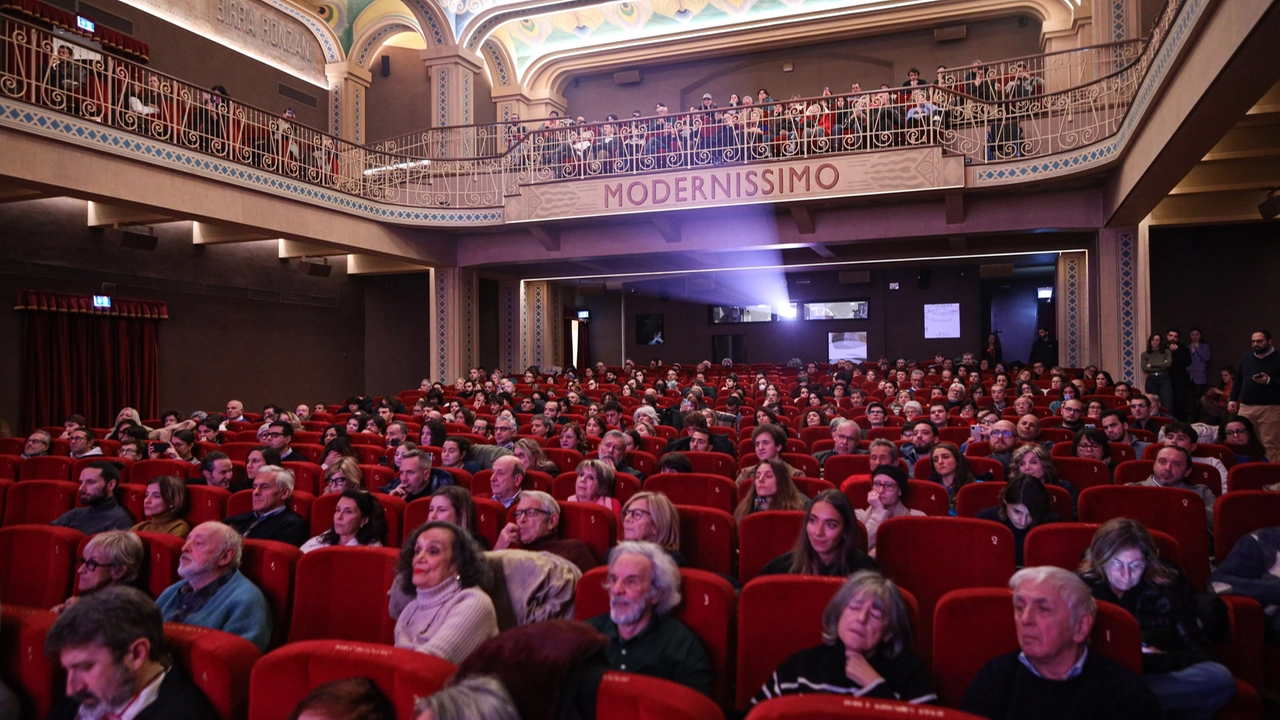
[17,290,165,432]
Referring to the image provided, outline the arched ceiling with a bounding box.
[300,0,1079,83]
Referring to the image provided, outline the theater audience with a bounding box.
[489,455,525,508]
[197,450,238,491]
[736,424,803,486]
[21,429,52,458]
[52,461,135,534]
[245,446,282,488]
[1071,428,1113,467]
[322,456,364,494]
[53,530,145,615]
[761,489,877,576]
[300,490,386,552]
[427,486,489,549]
[857,465,924,556]
[734,458,808,522]
[1217,415,1268,464]
[46,586,219,719]
[513,438,560,475]
[132,475,191,538]
[1010,444,1078,504]
[67,427,102,459]
[495,491,599,572]
[926,442,984,514]
[597,430,644,480]
[394,521,498,663]
[567,459,621,519]
[287,677,394,720]
[223,465,310,547]
[961,566,1161,719]
[156,522,273,652]
[750,571,934,705]
[621,491,683,566]
[441,436,482,474]
[814,419,866,471]
[1078,519,1236,718]
[1126,445,1216,524]
[899,420,938,467]
[386,448,454,501]
[1161,421,1228,495]
[976,476,1057,566]
[585,541,712,697]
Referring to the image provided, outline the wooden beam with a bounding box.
[347,254,434,275]
[810,243,836,259]
[278,239,349,258]
[529,225,560,252]
[790,204,815,234]
[86,201,172,228]
[652,216,680,244]
[192,222,276,245]
[0,186,47,204]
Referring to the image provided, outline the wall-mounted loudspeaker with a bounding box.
[839,270,871,285]
[381,55,390,77]
[979,264,1015,278]
[105,227,157,251]
[613,70,642,85]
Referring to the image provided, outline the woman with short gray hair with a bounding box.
[414,676,519,720]
[750,570,935,706]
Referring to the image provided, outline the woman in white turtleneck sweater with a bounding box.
[393,521,498,664]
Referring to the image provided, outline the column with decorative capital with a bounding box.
[325,61,372,144]
[1055,251,1092,369]
[421,47,485,156]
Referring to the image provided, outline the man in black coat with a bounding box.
[44,585,218,720]
[1166,329,1193,420]
[662,412,736,458]
[223,465,309,546]
[1029,327,1059,368]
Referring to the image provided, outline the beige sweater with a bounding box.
[394,576,498,664]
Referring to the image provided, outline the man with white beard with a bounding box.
[584,541,712,697]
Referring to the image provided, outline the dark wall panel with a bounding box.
[1149,222,1280,381]
[363,273,432,397]
[0,197,364,430]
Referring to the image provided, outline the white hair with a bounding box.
[521,490,559,517]
[1010,566,1096,625]
[608,541,682,615]
[256,465,295,494]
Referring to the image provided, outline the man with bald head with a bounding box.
[156,522,272,652]
[490,454,525,508]
[219,400,245,431]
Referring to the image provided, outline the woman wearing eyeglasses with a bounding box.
[855,465,923,557]
[53,530,145,614]
[1217,415,1268,464]
[1078,518,1236,719]
[620,491,684,566]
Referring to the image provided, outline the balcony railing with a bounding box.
[0,0,1186,213]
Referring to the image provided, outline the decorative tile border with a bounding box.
[0,99,502,227]
[356,22,416,67]
[436,268,449,383]
[262,0,343,62]
[483,40,510,86]
[972,0,1206,186]
[1062,254,1082,368]
[1117,231,1137,384]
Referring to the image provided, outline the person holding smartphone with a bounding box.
[1228,330,1280,462]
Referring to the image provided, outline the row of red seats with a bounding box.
[1,525,1265,718]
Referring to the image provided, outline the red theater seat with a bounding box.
[738,510,804,584]
[18,456,73,482]
[1053,457,1113,491]
[186,485,232,526]
[0,606,61,719]
[558,501,617,563]
[576,567,736,709]
[1023,523,1182,570]
[596,671,724,720]
[672,452,736,478]
[288,546,401,645]
[357,464,396,490]
[439,466,473,490]
[875,517,1016,664]
[0,525,83,608]
[932,588,1143,707]
[1113,459,1218,494]
[128,459,192,486]
[218,443,260,462]
[3,480,78,526]
[469,469,553,496]
[290,444,326,464]
[1215,491,1280,574]
[543,448,583,474]
[676,505,736,577]
[954,482,1073,521]
[239,539,302,650]
[281,462,322,495]
[0,440,24,456]
[645,473,737,515]
[72,531,185,600]
[164,623,260,720]
[248,639,454,720]
[735,576,843,708]
[1227,462,1280,492]
[308,492,405,547]
[1077,485,1210,590]
[0,455,17,481]
[747,695,990,719]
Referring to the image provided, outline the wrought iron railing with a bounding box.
[0,0,1187,210]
